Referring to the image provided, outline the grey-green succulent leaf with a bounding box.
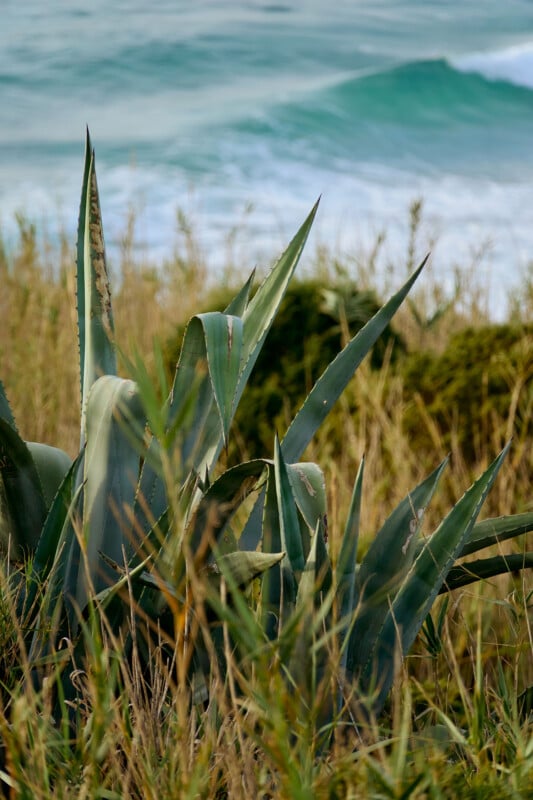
[0,418,48,558]
[281,255,428,463]
[64,375,147,617]
[361,443,509,714]
[440,552,533,592]
[274,435,306,576]
[26,442,73,508]
[206,550,285,589]
[337,456,364,668]
[346,458,447,690]
[459,512,533,558]
[0,380,16,430]
[224,268,256,316]
[76,130,117,445]
[200,312,243,447]
[285,461,327,537]
[237,201,319,403]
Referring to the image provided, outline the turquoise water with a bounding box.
[2,2,533,313]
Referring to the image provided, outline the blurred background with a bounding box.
[2,1,533,316]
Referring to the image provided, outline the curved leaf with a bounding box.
[460,513,533,558]
[441,552,533,592]
[26,442,73,508]
[64,375,146,616]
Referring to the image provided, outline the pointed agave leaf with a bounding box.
[296,519,332,609]
[0,418,47,558]
[187,458,268,558]
[363,444,509,714]
[274,435,305,576]
[224,268,256,316]
[0,380,16,430]
[338,457,364,630]
[459,513,533,558]
[237,201,319,404]
[347,458,447,682]
[440,552,533,592]
[240,260,426,553]
[77,130,116,444]
[260,463,290,638]
[281,257,428,463]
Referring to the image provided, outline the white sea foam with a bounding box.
[452,41,533,90]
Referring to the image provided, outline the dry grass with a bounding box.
[0,210,531,797]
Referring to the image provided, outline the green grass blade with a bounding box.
[364,444,509,714]
[0,418,47,557]
[347,458,447,685]
[76,130,116,445]
[459,513,533,557]
[281,257,428,462]
[440,552,533,592]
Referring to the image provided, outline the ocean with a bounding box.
[2,1,533,316]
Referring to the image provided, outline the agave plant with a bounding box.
[0,132,532,732]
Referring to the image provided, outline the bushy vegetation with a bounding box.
[0,138,531,798]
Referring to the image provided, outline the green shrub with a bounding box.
[402,324,533,459]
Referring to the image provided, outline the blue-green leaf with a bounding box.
[76,129,116,445]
